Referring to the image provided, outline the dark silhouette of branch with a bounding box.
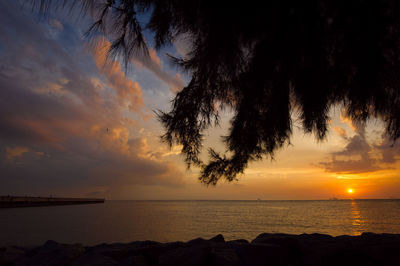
[31,0,400,185]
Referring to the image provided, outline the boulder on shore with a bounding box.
[2,233,400,266]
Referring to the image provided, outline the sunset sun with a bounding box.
[348,188,354,194]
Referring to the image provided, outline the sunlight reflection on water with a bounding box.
[350,200,365,235]
[1,199,400,246]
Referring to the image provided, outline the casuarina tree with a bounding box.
[33,0,400,184]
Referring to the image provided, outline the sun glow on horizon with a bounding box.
[348,188,354,194]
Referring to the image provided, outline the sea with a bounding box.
[1,199,400,246]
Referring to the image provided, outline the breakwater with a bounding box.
[0,196,104,208]
[1,233,400,265]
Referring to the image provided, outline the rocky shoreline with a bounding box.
[1,232,400,265]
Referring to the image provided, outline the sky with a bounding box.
[1,1,400,200]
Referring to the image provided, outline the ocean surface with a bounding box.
[1,200,400,246]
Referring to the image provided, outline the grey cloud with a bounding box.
[374,134,400,164]
[134,50,185,92]
[0,2,185,196]
[319,157,381,174]
[334,134,370,157]
[319,125,381,174]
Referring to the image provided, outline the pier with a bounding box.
[0,196,105,208]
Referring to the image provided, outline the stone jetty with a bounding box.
[0,196,104,208]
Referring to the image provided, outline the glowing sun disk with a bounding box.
[348,188,354,193]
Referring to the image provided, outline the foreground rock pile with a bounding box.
[1,232,400,266]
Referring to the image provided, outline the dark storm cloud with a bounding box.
[0,1,184,196]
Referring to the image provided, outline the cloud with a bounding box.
[319,157,381,174]
[374,134,400,164]
[149,49,161,66]
[50,19,63,31]
[320,119,400,174]
[0,2,184,197]
[6,146,29,160]
[133,48,185,92]
[333,126,347,139]
[90,37,145,112]
[335,134,370,157]
[320,124,381,174]
[173,34,193,58]
[35,79,69,95]
[340,109,357,131]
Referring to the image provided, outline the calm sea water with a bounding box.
[1,200,400,246]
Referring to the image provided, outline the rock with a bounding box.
[4,233,400,266]
[0,246,27,265]
[77,242,163,266]
[227,239,249,244]
[128,255,147,266]
[209,246,240,266]
[208,234,225,243]
[13,240,84,266]
[251,233,296,243]
[232,242,288,266]
[298,233,334,242]
[88,243,146,262]
[70,253,118,266]
[128,241,162,248]
[251,233,303,264]
[158,245,213,266]
[320,248,378,266]
[187,238,208,246]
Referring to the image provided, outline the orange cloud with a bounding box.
[91,37,144,112]
[35,79,69,95]
[6,146,29,160]
[340,109,357,131]
[149,49,161,66]
[333,126,347,138]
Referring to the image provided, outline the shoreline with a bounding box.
[2,232,400,265]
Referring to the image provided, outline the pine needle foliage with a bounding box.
[33,0,400,185]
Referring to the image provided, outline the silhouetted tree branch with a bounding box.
[32,0,400,185]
